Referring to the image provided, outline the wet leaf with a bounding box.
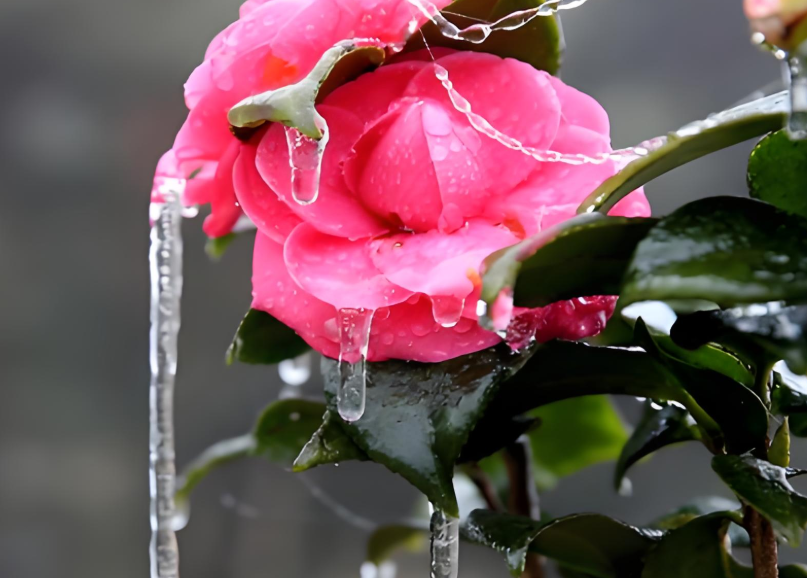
[634,320,768,455]
[406,0,562,74]
[671,304,807,375]
[528,396,629,489]
[461,510,661,578]
[748,129,807,219]
[614,402,699,491]
[579,91,788,214]
[367,524,428,565]
[293,409,368,471]
[459,415,540,464]
[321,345,535,517]
[480,213,657,309]
[772,365,807,419]
[621,196,807,308]
[650,497,748,548]
[228,41,385,138]
[226,308,310,365]
[712,454,807,546]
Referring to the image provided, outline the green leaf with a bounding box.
[175,435,256,504]
[578,91,788,215]
[781,565,807,578]
[641,512,738,578]
[321,345,535,517]
[772,365,807,419]
[671,304,807,375]
[634,320,768,455]
[228,41,386,138]
[770,418,792,467]
[367,524,428,565]
[480,213,657,309]
[621,196,807,307]
[205,232,237,260]
[292,409,368,471]
[405,0,561,74]
[460,415,540,464]
[748,129,807,218]
[712,454,807,546]
[614,402,699,491]
[650,497,749,548]
[529,396,629,489]
[461,510,661,578]
[226,308,310,365]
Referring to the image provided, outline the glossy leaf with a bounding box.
[405,0,561,74]
[461,509,660,578]
[621,196,807,307]
[226,308,310,366]
[205,232,236,260]
[460,415,540,464]
[748,129,807,219]
[367,524,428,565]
[712,454,807,546]
[480,213,657,309]
[229,42,386,138]
[528,396,629,489]
[321,345,535,517]
[293,409,368,471]
[579,91,788,214]
[614,402,699,491]
[770,418,792,467]
[772,364,807,418]
[650,497,749,548]
[672,304,807,375]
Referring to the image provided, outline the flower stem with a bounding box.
[504,437,544,578]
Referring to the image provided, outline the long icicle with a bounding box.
[149,180,185,578]
[430,507,460,578]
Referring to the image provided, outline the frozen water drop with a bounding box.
[285,115,329,204]
[787,50,807,140]
[432,296,465,327]
[278,352,313,399]
[430,508,459,578]
[337,308,374,422]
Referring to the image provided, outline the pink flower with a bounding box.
[151,0,451,237]
[243,50,649,362]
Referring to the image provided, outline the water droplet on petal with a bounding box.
[336,308,374,422]
[432,296,465,328]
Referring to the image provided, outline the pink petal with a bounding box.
[252,232,340,359]
[233,135,302,243]
[284,223,412,310]
[547,76,610,136]
[202,139,243,238]
[257,105,388,238]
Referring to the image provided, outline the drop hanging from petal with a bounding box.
[148,179,186,578]
[430,507,460,578]
[336,308,374,422]
[431,296,465,328]
[285,113,330,205]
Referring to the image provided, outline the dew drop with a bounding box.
[431,296,465,327]
[337,308,374,422]
[285,115,329,204]
[430,508,460,578]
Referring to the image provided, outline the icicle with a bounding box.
[285,113,330,205]
[361,562,398,578]
[149,179,185,578]
[787,48,807,140]
[336,308,374,422]
[407,0,590,44]
[432,296,465,328]
[430,508,460,578]
[278,351,313,399]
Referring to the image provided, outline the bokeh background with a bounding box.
[1,0,804,576]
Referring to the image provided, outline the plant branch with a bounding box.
[465,465,504,512]
[504,436,544,578]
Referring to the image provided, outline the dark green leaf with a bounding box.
[322,345,535,517]
[175,435,256,504]
[293,409,368,471]
[462,509,544,576]
[650,497,749,548]
[672,304,807,375]
[712,454,807,545]
[226,308,310,365]
[480,214,657,309]
[460,415,540,464]
[529,396,629,489]
[641,512,738,578]
[228,42,386,138]
[405,0,561,74]
[615,402,699,491]
[578,92,787,214]
[634,320,768,455]
[781,565,807,578]
[621,196,807,307]
[367,524,428,565]
[748,129,807,218]
[793,413,807,437]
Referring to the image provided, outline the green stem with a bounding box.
[504,438,544,578]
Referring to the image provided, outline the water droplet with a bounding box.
[337,308,374,422]
[285,115,329,204]
[431,296,465,327]
[430,508,459,578]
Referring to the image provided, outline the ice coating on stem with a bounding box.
[407,0,590,44]
[285,113,330,204]
[337,308,374,422]
[788,50,807,139]
[430,508,460,578]
[149,180,185,578]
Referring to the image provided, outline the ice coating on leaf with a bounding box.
[337,308,374,422]
[430,508,460,578]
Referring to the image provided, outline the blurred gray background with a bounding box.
[1,0,804,576]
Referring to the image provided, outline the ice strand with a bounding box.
[336,308,374,422]
[285,112,330,205]
[407,0,590,44]
[148,180,185,578]
[430,508,460,578]
[787,49,807,139]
